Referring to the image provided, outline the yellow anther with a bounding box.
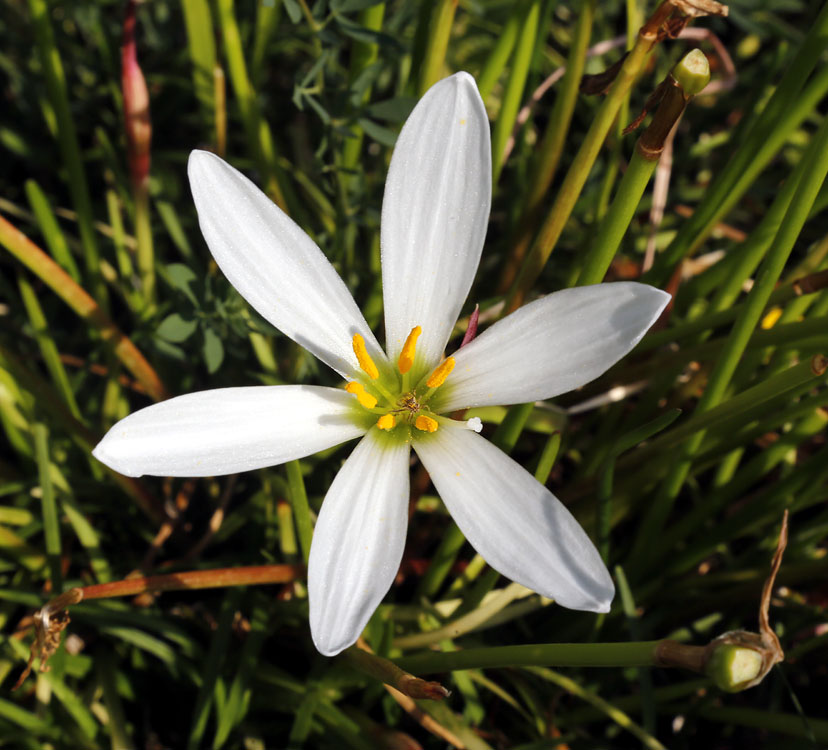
[426,357,455,388]
[352,334,379,380]
[345,381,377,409]
[397,326,422,374]
[377,414,396,431]
[414,415,439,433]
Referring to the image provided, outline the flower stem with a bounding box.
[417,0,457,97]
[134,185,155,308]
[476,4,523,101]
[498,0,596,293]
[491,0,541,184]
[34,423,62,592]
[397,640,665,673]
[577,148,657,286]
[286,460,313,564]
[181,0,217,121]
[576,48,709,286]
[504,0,676,312]
[216,0,290,214]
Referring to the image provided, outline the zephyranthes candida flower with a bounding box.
[94,72,669,656]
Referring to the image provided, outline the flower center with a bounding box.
[345,327,455,434]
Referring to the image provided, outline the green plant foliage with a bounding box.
[1,1,827,748]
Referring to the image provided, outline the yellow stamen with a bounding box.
[345,381,377,409]
[397,326,422,374]
[414,415,438,433]
[377,414,396,431]
[426,357,455,388]
[352,334,379,380]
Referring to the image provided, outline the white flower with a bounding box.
[93,72,670,656]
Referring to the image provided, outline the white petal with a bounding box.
[308,430,410,656]
[92,385,365,477]
[434,283,670,412]
[381,72,492,374]
[188,150,388,380]
[414,425,613,612]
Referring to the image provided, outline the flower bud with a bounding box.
[703,630,780,692]
[122,0,151,188]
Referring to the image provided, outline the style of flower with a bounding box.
[93,72,669,656]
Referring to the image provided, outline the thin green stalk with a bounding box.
[558,679,708,726]
[577,148,657,285]
[134,185,155,307]
[632,115,828,561]
[105,189,133,280]
[505,1,673,311]
[395,581,527,649]
[416,523,466,599]
[338,4,386,268]
[277,499,298,558]
[597,410,681,559]
[217,0,289,213]
[239,307,278,375]
[450,567,501,620]
[24,180,80,282]
[417,0,457,97]
[614,566,656,736]
[181,0,216,116]
[490,402,534,454]
[17,274,80,418]
[286,460,312,564]
[27,0,106,306]
[341,4,386,179]
[62,496,111,583]
[250,0,281,88]
[697,707,828,743]
[533,431,561,483]
[33,423,61,591]
[491,0,541,183]
[646,27,828,284]
[213,600,271,747]
[397,640,663,673]
[530,665,666,750]
[188,590,241,750]
[526,0,596,209]
[476,5,523,101]
[97,650,134,750]
[498,0,596,293]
